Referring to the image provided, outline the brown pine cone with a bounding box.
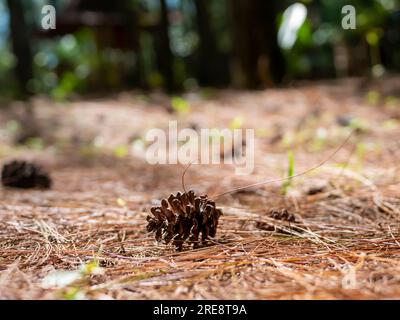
[256,208,298,233]
[146,190,223,250]
[270,208,296,222]
[1,160,51,189]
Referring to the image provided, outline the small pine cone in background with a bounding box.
[1,160,52,189]
[256,208,298,232]
[270,208,296,222]
[146,190,223,250]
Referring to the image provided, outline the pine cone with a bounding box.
[1,160,52,189]
[256,209,298,233]
[270,208,296,222]
[146,190,223,250]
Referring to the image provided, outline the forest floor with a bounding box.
[1,77,400,299]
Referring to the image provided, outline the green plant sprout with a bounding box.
[282,150,295,196]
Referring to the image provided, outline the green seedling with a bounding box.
[282,150,295,196]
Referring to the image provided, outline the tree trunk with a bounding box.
[158,0,175,92]
[230,0,285,88]
[194,0,219,86]
[123,0,145,88]
[6,0,34,98]
[257,0,285,84]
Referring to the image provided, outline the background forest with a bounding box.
[1,0,400,100]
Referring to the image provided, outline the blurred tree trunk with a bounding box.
[257,0,285,84]
[124,1,145,88]
[158,0,175,92]
[6,0,34,98]
[230,0,285,88]
[230,0,259,88]
[194,0,219,86]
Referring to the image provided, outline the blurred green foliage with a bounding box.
[29,28,136,100]
[280,0,400,79]
[0,0,399,98]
